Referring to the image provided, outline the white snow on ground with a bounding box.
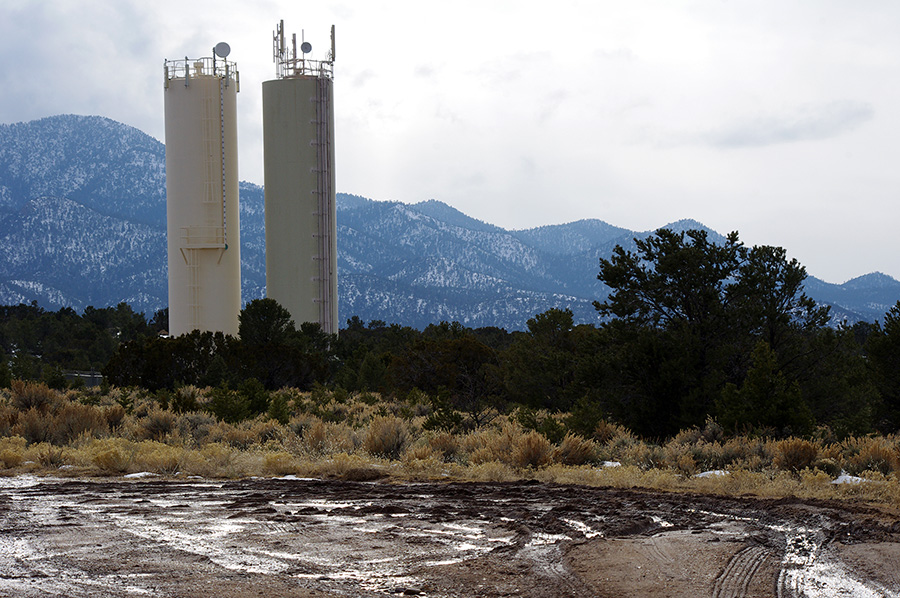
[832,472,869,485]
[775,524,900,598]
[696,470,729,478]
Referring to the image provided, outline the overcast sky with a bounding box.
[1,1,899,284]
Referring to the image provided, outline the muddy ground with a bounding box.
[1,475,899,598]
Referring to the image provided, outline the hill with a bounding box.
[1,115,898,329]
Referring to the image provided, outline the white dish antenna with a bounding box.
[214,42,231,58]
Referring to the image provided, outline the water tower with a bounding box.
[262,21,338,334]
[163,44,242,336]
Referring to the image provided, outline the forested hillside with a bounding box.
[2,115,899,329]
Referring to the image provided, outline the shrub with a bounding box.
[843,437,899,476]
[481,422,524,464]
[249,419,286,445]
[238,378,270,417]
[662,442,697,475]
[196,443,237,476]
[773,438,819,473]
[700,417,725,443]
[303,419,329,453]
[0,436,26,469]
[91,438,135,473]
[403,443,438,462]
[32,442,65,467]
[134,408,177,441]
[135,441,183,474]
[469,460,516,482]
[51,402,107,445]
[316,452,385,481]
[11,408,53,444]
[10,380,59,412]
[175,411,217,445]
[552,434,596,466]
[620,442,663,470]
[671,427,703,446]
[427,432,459,462]
[104,404,127,432]
[267,393,291,425]
[0,404,18,436]
[814,457,842,477]
[593,419,628,444]
[171,385,201,413]
[205,385,250,423]
[262,451,299,475]
[512,431,552,469]
[207,421,257,450]
[364,416,410,459]
[514,408,566,444]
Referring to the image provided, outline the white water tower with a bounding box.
[163,44,242,336]
[262,21,338,334]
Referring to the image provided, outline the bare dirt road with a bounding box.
[1,475,898,598]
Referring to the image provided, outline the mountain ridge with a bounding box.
[1,114,898,329]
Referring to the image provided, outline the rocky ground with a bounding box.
[0,475,898,597]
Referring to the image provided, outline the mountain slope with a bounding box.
[0,114,897,329]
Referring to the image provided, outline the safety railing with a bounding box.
[164,56,239,89]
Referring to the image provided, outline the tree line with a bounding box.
[2,228,900,439]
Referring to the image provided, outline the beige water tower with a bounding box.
[263,22,338,334]
[163,44,242,336]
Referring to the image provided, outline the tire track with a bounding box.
[713,544,773,598]
[643,536,674,565]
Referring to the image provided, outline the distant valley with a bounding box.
[1,114,898,330]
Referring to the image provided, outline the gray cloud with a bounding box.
[703,101,874,148]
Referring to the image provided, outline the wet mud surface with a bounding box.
[1,475,898,597]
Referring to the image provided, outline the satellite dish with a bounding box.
[214,42,231,58]
[300,41,312,54]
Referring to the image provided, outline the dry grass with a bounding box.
[1,384,899,508]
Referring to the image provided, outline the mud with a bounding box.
[1,475,898,597]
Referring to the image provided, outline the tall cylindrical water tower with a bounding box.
[263,22,338,334]
[164,47,242,336]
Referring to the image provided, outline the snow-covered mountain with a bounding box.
[1,115,898,329]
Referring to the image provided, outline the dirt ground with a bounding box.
[1,475,898,598]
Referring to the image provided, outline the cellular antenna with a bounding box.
[272,20,334,79]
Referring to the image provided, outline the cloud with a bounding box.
[703,101,874,148]
[349,68,377,88]
[413,64,437,79]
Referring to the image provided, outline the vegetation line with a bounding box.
[1,381,898,509]
[2,228,900,507]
